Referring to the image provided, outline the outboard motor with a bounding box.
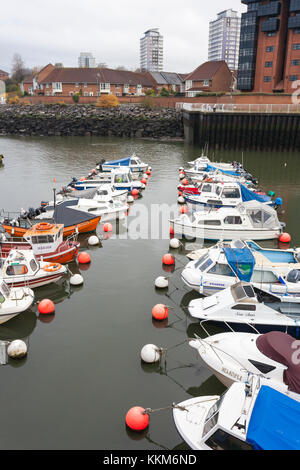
[287,270,300,284]
[68,177,78,188]
[27,207,36,219]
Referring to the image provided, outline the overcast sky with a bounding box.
[1,0,246,74]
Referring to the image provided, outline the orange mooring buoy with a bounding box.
[38,299,55,315]
[125,407,150,431]
[78,252,91,264]
[152,304,169,321]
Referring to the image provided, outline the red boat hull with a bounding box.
[0,241,80,264]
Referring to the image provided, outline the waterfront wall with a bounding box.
[184,110,300,151]
[0,104,184,139]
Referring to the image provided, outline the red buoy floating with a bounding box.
[279,233,291,243]
[169,226,175,236]
[78,252,91,264]
[141,179,147,185]
[162,254,175,266]
[146,170,151,176]
[125,407,149,431]
[178,191,183,197]
[132,189,139,196]
[180,205,188,214]
[38,299,55,315]
[152,304,169,321]
[103,223,113,233]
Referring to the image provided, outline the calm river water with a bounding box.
[0,135,299,450]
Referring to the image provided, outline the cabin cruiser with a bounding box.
[97,154,148,173]
[70,168,142,192]
[0,280,34,325]
[1,202,101,238]
[0,223,80,264]
[181,240,300,303]
[189,330,300,394]
[1,249,67,289]
[170,201,284,241]
[173,375,300,450]
[35,197,128,223]
[183,182,277,209]
[179,175,257,195]
[187,282,300,337]
[187,155,244,172]
[185,160,256,184]
[55,186,128,204]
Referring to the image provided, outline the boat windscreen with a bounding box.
[232,283,255,301]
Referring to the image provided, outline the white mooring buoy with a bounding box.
[70,274,84,286]
[88,235,100,246]
[178,196,185,204]
[155,276,169,289]
[141,344,162,363]
[170,238,181,249]
[127,195,134,203]
[7,340,27,359]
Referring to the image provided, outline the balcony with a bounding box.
[288,15,300,28]
[290,0,300,12]
[261,17,280,32]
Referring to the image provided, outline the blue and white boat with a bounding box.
[97,154,148,173]
[184,181,281,209]
[69,168,143,192]
[173,375,300,450]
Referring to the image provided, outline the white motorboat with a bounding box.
[170,201,284,241]
[173,375,300,450]
[39,192,129,222]
[56,185,128,204]
[1,249,67,289]
[183,182,275,209]
[98,154,149,173]
[187,281,300,337]
[70,168,142,192]
[181,240,300,303]
[189,330,300,394]
[0,280,34,325]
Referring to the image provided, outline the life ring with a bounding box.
[36,222,53,231]
[43,263,62,273]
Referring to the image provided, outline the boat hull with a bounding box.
[0,241,80,264]
[5,271,65,289]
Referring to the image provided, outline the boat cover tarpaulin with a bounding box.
[206,164,240,177]
[247,386,300,450]
[239,183,271,204]
[256,331,300,394]
[53,202,98,226]
[103,157,131,167]
[224,247,255,282]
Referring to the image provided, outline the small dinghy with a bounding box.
[188,281,300,337]
[1,201,101,238]
[0,223,80,264]
[1,249,67,289]
[173,375,300,450]
[170,201,284,241]
[189,330,300,393]
[97,154,148,173]
[0,280,34,325]
[182,240,300,303]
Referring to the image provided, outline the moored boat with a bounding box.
[0,280,34,325]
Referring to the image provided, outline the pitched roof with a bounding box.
[0,70,8,76]
[185,61,227,81]
[40,67,154,86]
[150,72,183,86]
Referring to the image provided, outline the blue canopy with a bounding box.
[206,164,240,177]
[239,183,271,203]
[103,156,131,167]
[247,386,300,450]
[224,247,255,282]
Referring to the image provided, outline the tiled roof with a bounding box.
[0,70,8,76]
[40,68,154,86]
[150,72,184,86]
[185,61,227,81]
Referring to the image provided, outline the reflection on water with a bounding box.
[0,136,299,449]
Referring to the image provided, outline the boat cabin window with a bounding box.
[203,220,222,226]
[216,187,222,197]
[247,209,272,227]
[31,236,54,244]
[195,257,213,272]
[6,264,28,276]
[231,304,256,311]
[1,282,10,297]
[208,263,236,277]
[195,254,209,269]
[203,396,224,437]
[224,216,243,225]
[221,188,240,199]
[233,284,255,301]
[205,429,254,451]
[114,174,129,184]
[0,292,5,304]
[251,270,278,284]
[248,360,276,374]
[30,259,38,272]
[97,190,108,196]
[202,184,213,193]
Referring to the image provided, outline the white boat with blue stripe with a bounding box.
[97,154,148,173]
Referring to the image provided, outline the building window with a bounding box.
[267,32,276,37]
[290,75,299,81]
[84,92,88,96]
[264,76,272,82]
[291,60,300,66]
[294,29,300,34]
[293,44,300,50]
[100,83,110,90]
[69,92,74,96]
[265,61,273,67]
[203,80,210,87]
[46,83,49,88]
[75,82,79,87]
[89,92,93,96]
[84,82,87,87]
[266,46,274,52]
[185,80,193,90]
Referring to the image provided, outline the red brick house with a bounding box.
[23,66,155,98]
[184,61,233,96]
[0,70,9,81]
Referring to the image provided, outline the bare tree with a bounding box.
[11,53,26,83]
